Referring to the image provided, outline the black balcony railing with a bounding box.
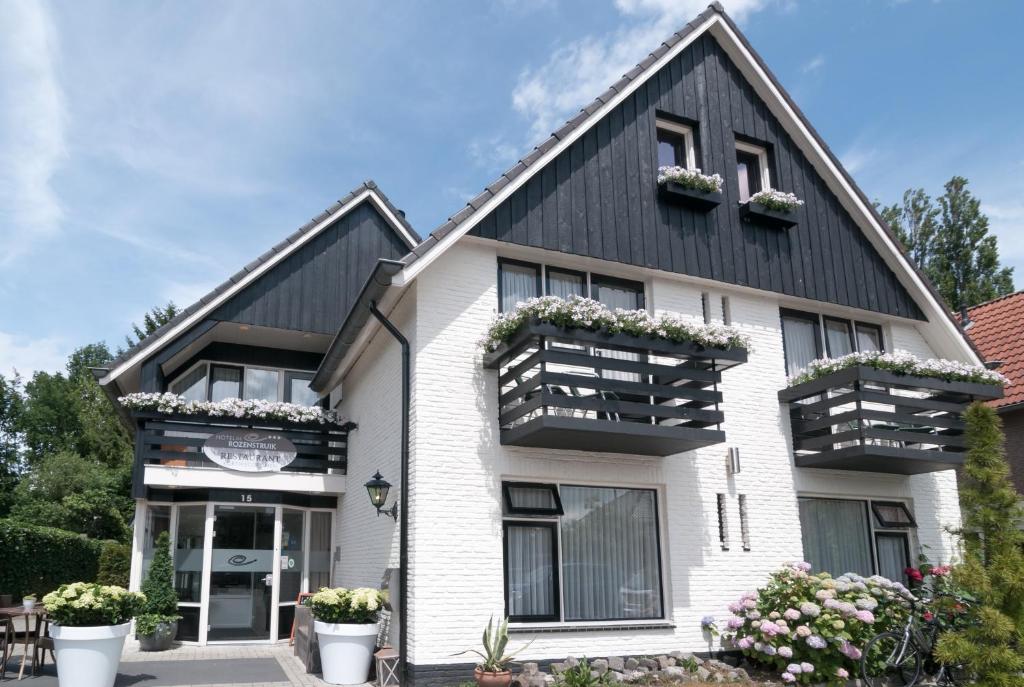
[778,365,1002,474]
[130,410,353,496]
[482,321,747,456]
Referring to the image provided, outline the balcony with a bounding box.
[130,410,354,496]
[482,321,747,456]
[778,365,1003,474]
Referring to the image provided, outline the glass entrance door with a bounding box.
[208,505,275,641]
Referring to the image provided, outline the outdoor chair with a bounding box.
[0,613,15,680]
[31,612,54,676]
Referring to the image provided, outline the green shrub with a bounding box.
[0,519,103,598]
[96,540,131,587]
[138,531,179,627]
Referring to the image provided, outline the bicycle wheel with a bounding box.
[861,631,923,687]
[940,662,974,687]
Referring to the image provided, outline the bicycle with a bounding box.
[861,594,972,687]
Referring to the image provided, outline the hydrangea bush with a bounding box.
[310,587,384,625]
[119,392,340,425]
[723,563,914,684]
[748,189,804,212]
[42,582,146,627]
[787,349,1007,388]
[482,295,750,353]
[657,165,723,193]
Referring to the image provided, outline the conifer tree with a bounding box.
[934,402,1024,687]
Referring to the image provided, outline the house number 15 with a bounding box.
[240,494,253,503]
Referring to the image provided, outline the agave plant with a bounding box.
[462,616,531,673]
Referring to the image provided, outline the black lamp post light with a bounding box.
[364,471,399,521]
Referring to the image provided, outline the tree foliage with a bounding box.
[877,177,1013,310]
[140,531,179,619]
[934,403,1024,687]
[123,301,179,352]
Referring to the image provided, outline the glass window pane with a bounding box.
[560,486,663,621]
[657,130,686,168]
[737,149,762,202]
[286,372,318,406]
[872,502,915,528]
[591,277,644,311]
[309,511,333,592]
[782,315,821,376]
[876,534,910,584]
[824,319,854,358]
[798,498,873,577]
[280,510,304,604]
[142,505,171,581]
[504,484,562,515]
[171,365,208,401]
[245,368,280,402]
[505,524,556,619]
[210,365,242,402]
[546,270,585,300]
[856,323,883,352]
[500,262,539,312]
[175,505,205,603]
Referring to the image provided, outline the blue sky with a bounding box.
[1,0,1022,376]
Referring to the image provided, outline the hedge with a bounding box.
[97,540,132,587]
[0,519,105,599]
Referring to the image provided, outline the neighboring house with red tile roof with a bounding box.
[962,291,1024,496]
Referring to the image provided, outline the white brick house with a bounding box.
[98,3,996,683]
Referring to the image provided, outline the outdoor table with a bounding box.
[0,605,45,680]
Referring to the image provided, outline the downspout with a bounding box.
[368,300,410,686]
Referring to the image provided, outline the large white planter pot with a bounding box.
[51,622,131,687]
[314,621,378,685]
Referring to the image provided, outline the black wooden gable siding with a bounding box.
[213,202,410,334]
[471,35,924,321]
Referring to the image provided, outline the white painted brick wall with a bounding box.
[332,240,967,666]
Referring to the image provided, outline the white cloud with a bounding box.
[468,135,520,172]
[0,331,67,377]
[840,144,880,176]
[0,0,67,264]
[801,54,825,73]
[511,0,773,140]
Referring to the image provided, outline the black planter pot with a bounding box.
[138,620,178,652]
[657,181,723,211]
[739,200,798,229]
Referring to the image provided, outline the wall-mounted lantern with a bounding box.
[727,447,741,475]
[365,471,399,521]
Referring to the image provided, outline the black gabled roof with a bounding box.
[102,180,418,374]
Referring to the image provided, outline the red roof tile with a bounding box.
[962,291,1024,408]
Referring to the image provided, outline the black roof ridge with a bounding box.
[101,180,417,376]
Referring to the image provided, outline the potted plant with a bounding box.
[656,165,724,211]
[22,594,36,611]
[462,617,531,687]
[135,531,181,651]
[42,582,145,687]
[311,587,384,685]
[739,188,804,229]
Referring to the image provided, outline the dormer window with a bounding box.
[168,361,320,405]
[735,140,770,202]
[656,119,695,169]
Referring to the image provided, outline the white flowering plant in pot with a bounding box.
[482,295,750,354]
[119,392,340,425]
[657,165,723,193]
[42,582,146,687]
[748,189,804,212]
[787,350,1008,388]
[311,587,385,685]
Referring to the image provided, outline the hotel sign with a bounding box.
[202,429,297,472]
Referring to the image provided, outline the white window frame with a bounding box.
[167,360,319,404]
[501,478,669,627]
[656,119,696,170]
[735,139,771,195]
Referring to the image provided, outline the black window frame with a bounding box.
[284,370,317,404]
[208,363,244,401]
[497,258,542,313]
[780,308,887,376]
[780,308,824,376]
[503,520,561,623]
[855,322,885,352]
[502,482,564,517]
[823,316,856,358]
[874,531,912,585]
[545,267,587,301]
[590,273,646,310]
[871,501,917,528]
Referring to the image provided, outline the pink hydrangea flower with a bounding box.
[783,608,801,621]
[781,673,796,683]
[796,625,812,637]
[786,664,802,674]
[737,637,753,649]
[855,610,875,624]
[836,668,849,679]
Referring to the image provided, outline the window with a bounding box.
[656,119,695,169]
[735,140,769,203]
[502,482,663,623]
[497,260,645,312]
[503,482,563,516]
[799,497,916,582]
[498,260,541,312]
[780,309,886,376]
[168,361,321,406]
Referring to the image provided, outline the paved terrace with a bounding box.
[3,639,368,687]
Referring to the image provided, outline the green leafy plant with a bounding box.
[554,658,612,687]
[0,519,104,599]
[310,587,384,624]
[459,616,531,673]
[23,594,36,601]
[42,582,145,627]
[136,531,181,633]
[97,540,131,587]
